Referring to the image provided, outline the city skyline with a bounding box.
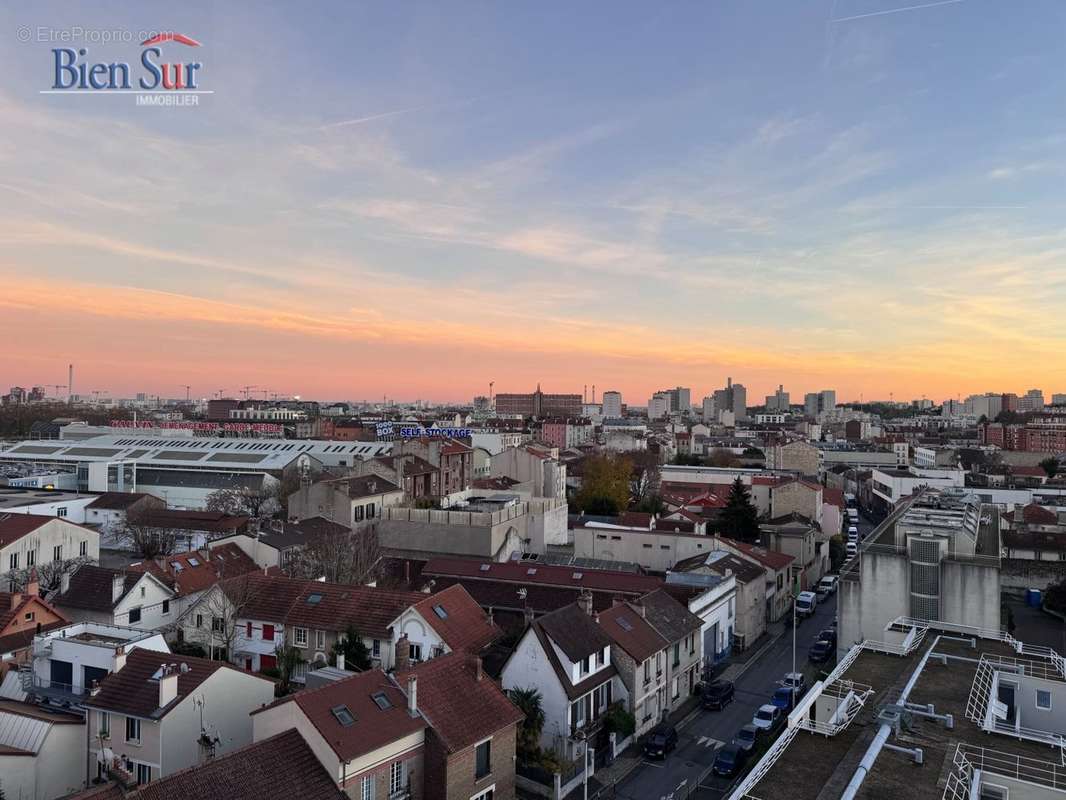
[2,2,1066,400]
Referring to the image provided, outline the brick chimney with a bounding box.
[26,569,39,598]
[158,664,178,709]
[406,675,418,717]
[9,592,21,610]
[395,634,410,672]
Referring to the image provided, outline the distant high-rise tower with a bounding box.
[602,390,623,418]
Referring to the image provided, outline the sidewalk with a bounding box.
[716,621,786,683]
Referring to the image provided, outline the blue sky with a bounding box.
[1,1,1064,403]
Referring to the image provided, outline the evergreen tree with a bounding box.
[720,477,760,542]
[330,625,372,671]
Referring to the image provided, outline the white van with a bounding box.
[795,591,818,619]
[847,508,859,522]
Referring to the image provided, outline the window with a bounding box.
[26,550,34,567]
[361,775,374,800]
[7,553,16,570]
[161,600,170,615]
[195,614,203,629]
[1037,690,1052,710]
[979,784,1009,800]
[136,763,150,785]
[140,586,146,598]
[471,790,495,800]
[643,660,650,684]
[128,607,142,624]
[354,506,365,522]
[581,656,590,675]
[53,545,62,562]
[475,738,492,780]
[372,639,381,657]
[367,502,376,519]
[409,643,423,662]
[372,691,392,710]
[263,624,274,641]
[331,705,355,726]
[80,540,88,556]
[571,698,586,727]
[390,761,405,795]
[99,712,110,739]
[125,716,141,743]
[316,629,326,649]
[246,622,253,638]
[295,628,308,647]
[57,507,67,518]
[656,652,663,675]
[212,616,223,632]
[596,649,605,667]
[673,643,680,667]
[672,677,680,700]
[728,597,735,617]
[24,611,34,621]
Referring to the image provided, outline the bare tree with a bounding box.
[1,556,95,594]
[182,573,263,662]
[287,524,381,585]
[114,508,182,559]
[205,485,281,520]
[628,449,662,506]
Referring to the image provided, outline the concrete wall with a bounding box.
[574,527,713,572]
[837,551,910,656]
[940,560,1001,632]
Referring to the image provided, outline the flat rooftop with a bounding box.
[739,633,1066,800]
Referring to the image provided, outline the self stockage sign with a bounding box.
[50,32,204,92]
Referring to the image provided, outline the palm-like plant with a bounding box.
[508,686,545,758]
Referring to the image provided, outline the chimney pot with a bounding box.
[336,652,346,671]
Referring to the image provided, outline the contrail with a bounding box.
[831,0,964,23]
[319,105,434,131]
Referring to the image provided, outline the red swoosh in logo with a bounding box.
[141,33,201,47]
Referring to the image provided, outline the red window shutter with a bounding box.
[246,622,252,638]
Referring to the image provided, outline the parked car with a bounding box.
[817,629,837,649]
[642,724,678,759]
[846,541,858,557]
[771,686,798,712]
[782,672,807,695]
[848,526,859,540]
[713,743,750,778]
[809,639,834,663]
[795,591,817,619]
[752,704,784,733]
[702,679,735,710]
[816,575,838,597]
[732,724,760,754]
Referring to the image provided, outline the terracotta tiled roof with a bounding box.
[1004,530,1066,552]
[0,514,60,547]
[673,551,765,584]
[422,557,662,595]
[218,573,310,622]
[1016,503,1058,525]
[597,604,666,662]
[822,488,846,509]
[335,475,400,498]
[130,729,346,800]
[412,584,499,653]
[255,669,425,762]
[718,537,795,571]
[618,511,653,528]
[637,588,703,641]
[286,583,426,638]
[525,620,616,701]
[140,510,249,533]
[129,544,259,597]
[53,565,147,612]
[401,652,524,753]
[85,650,244,719]
[86,492,155,511]
[0,619,66,656]
[536,603,613,663]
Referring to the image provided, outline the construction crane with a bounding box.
[44,384,67,398]
[241,385,257,399]
[257,389,271,400]
[215,389,226,399]
[91,390,108,403]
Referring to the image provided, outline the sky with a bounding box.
[1,0,1065,406]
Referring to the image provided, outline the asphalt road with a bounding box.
[612,509,881,800]
[614,598,838,800]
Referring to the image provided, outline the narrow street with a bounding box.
[612,514,878,800]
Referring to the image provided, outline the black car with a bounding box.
[732,724,760,754]
[809,639,834,663]
[713,743,749,778]
[701,679,735,710]
[817,629,837,648]
[642,725,678,759]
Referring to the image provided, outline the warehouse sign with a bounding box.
[110,420,283,434]
[376,422,471,439]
